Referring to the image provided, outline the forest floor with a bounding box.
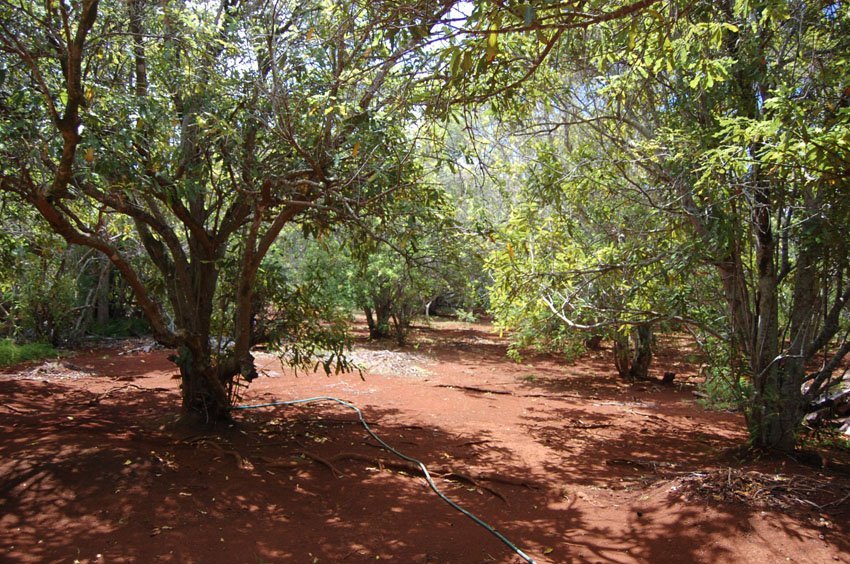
[2,319,850,563]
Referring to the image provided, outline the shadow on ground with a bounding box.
[2,335,849,564]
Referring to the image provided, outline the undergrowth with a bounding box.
[0,339,57,367]
[802,428,850,452]
[697,369,749,412]
[89,317,150,338]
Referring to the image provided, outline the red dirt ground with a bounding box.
[2,320,849,563]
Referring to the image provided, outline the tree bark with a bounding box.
[172,344,232,422]
[613,325,653,380]
[367,298,392,339]
[95,257,111,325]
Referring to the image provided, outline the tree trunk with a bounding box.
[392,314,407,346]
[630,325,653,379]
[747,365,805,453]
[172,344,232,422]
[367,299,392,339]
[613,325,653,380]
[744,181,800,452]
[613,331,630,379]
[95,257,111,325]
[365,307,376,335]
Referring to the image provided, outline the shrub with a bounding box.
[0,339,57,367]
[697,367,749,411]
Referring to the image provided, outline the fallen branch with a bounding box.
[606,458,675,472]
[806,388,850,414]
[436,384,513,395]
[520,392,598,400]
[473,472,541,489]
[1,404,34,414]
[437,384,597,401]
[567,419,613,429]
[87,384,149,405]
[626,410,669,424]
[455,439,490,447]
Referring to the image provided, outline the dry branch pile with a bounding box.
[347,348,433,378]
[676,469,850,510]
[1,361,91,381]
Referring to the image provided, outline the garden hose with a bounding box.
[231,396,536,563]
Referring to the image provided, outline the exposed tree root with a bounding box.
[319,452,537,497]
[87,384,149,405]
[330,451,419,473]
[299,450,345,478]
[441,471,508,503]
[253,455,306,470]
[193,438,254,470]
[185,421,538,503]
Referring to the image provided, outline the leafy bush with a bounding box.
[498,306,589,363]
[0,339,57,367]
[697,368,749,412]
[455,309,478,323]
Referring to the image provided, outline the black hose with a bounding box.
[231,396,536,563]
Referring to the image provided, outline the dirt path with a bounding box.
[1,321,848,563]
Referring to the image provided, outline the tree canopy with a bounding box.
[481,0,850,451]
[1,0,848,451]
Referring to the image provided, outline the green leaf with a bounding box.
[689,74,701,89]
[461,51,473,72]
[450,47,461,76]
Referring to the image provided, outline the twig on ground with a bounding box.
[822,490,850,509]
[88,384,148,405]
